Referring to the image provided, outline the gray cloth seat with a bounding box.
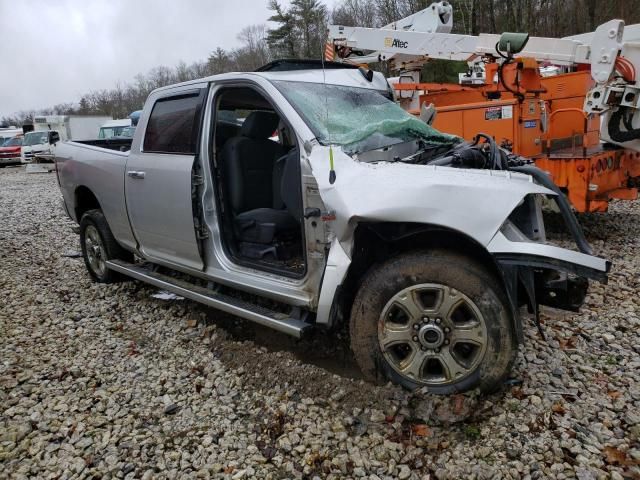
[219,111,300,244]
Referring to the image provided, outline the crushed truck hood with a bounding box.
[308,145,553,248]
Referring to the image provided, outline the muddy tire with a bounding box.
[79,209,132,283]
[350,250,516,394]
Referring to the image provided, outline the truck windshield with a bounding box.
[2,137,22,147]
[24,132,49,146]
[273,80,459,154]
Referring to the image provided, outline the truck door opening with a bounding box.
[212,87,306,276]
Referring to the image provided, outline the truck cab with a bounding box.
[99,119,133,139]
[0,134,24,166]
[55,61,609,395]
[21,130,60,164]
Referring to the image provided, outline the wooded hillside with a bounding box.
[3,0,639,126]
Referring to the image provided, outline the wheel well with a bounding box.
[330,222,505,326]
[74,186,101,222]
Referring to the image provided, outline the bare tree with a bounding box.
[9,0,640,123]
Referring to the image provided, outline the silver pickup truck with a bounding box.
[56,60,609,394]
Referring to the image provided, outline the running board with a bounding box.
[106,260,312,338]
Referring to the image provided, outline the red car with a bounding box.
[0,135,23,167]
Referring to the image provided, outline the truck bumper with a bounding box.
[0,156,22,165]
[488,231,610,283]
[487,231,610,342]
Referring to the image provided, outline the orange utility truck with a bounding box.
[328,1,640,212]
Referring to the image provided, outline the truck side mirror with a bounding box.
[49,131,60,145]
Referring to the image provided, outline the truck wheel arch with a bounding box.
[325,222,524,342]
[74,186,101,223]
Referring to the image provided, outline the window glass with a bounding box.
[273,80,459,155]
[24,131,48,146]
[3,137,23,146]
[143,93,202,154]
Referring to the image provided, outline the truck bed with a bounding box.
[74,138,132,152]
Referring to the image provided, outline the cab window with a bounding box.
[143,93,204,154]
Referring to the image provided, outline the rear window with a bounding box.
[143,93,203,154]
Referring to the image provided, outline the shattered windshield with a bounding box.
[273,80,459,154]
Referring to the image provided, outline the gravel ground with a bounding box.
[1,166,639,480]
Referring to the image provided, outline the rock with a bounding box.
[2,168,640,480]
[398,465,411,479]
[370,410,386,423]
[575,467,596,480]
[164,404,180,415]
[529,395,542,406]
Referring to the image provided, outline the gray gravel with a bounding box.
[1,166,639,479]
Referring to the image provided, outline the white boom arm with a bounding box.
[329,11,623,82]
[328,3,640,151]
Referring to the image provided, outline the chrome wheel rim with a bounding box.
[84,225,106,277]
[378,283,488,386]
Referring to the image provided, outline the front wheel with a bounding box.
[350,250,516,394]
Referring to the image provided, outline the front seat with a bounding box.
[234,148,301,244]
[220,111,293,244]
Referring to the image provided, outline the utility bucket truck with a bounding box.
[328,1,640,212]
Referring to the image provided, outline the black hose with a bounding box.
[495,42,525,103]
[510,165,593,255]
[429,155,455,166]
[608,107,640,143]
[623,111,634,131]
[475,133,507,169]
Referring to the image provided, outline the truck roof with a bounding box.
[151,67,390,96]
[101,119,131,128]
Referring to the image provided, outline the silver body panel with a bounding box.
[125,83,207,271]
[56,68,609,325]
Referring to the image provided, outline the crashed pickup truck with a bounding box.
[55,60,609,394]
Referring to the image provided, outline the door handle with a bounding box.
[127,170,146,179]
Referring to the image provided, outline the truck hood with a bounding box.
[0,146,21,153]
[308,145,553,248]
[22,145,48,152]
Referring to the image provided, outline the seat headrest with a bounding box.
[241,111,279,139]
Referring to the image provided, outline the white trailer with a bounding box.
[32,115,111,141]
[24,115,112,172]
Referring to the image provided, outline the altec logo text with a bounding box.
[384,37,409,48]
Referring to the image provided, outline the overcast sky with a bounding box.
[0,0,337,118]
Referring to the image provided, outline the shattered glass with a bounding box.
[273,80,460,154]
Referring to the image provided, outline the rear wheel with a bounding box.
[80,209,132,283]
[350,250,516,394]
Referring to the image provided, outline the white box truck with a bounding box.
[23,115,111,171]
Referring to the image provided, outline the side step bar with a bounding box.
[106,260,312,338]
